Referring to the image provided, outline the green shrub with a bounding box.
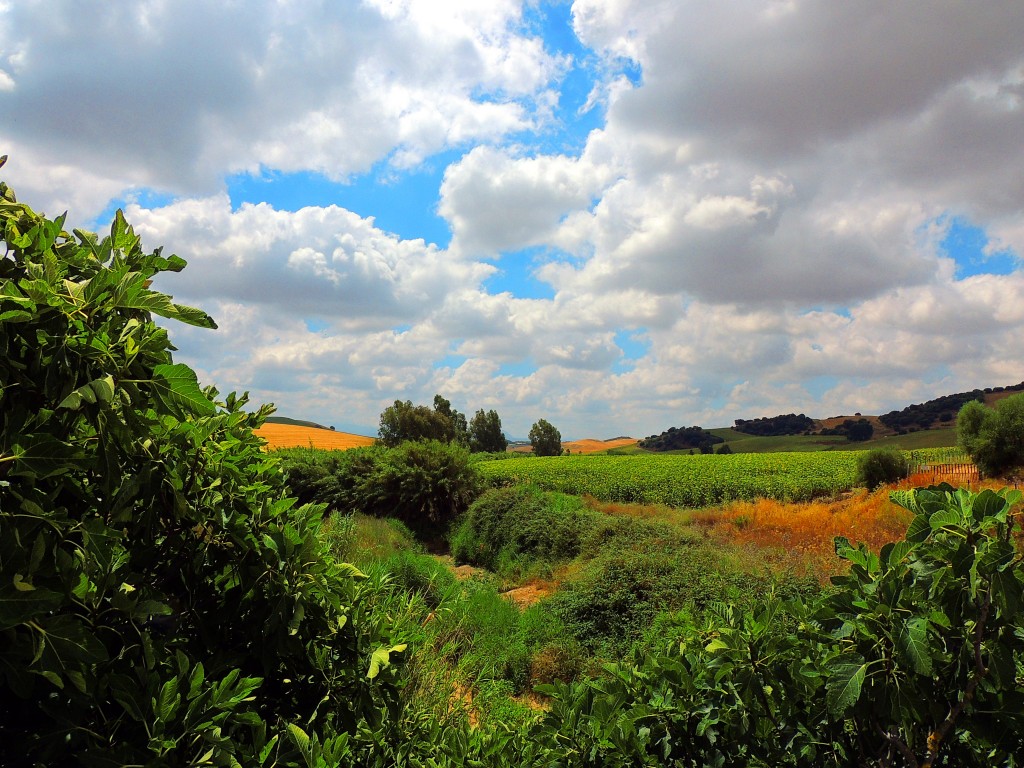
[0,177,406,765]
[450,485,600,575]
[856,446,910,489]
[958,394,1024,477]
[282,440,483,538]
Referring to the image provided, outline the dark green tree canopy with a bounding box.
[378,394,468,447]
[958,393,1024,477]
[468,408,507,453]
[528,418,562,456]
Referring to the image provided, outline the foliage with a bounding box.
[819,417,875,442]
[639,424,723,452]
[477,451,879,507]
[377,394,467,447]
[450,485,599,575]
[0,175,406,765]
[521,485,1024,767]
[547,518,761,657]
[958,393,1024,477]
[529,418,562,456]
[857,446,911,489]
[880,382,1024,433]
[468,408,508,453]
[280,441,483,537]
[734,412,815,436]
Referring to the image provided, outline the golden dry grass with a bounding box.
[562,437,638,454]
[254,423,375,451]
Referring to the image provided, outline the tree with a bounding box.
[529,418,562,456]
[0,169,404,764]
[958,393,1024,477]
[469,408,507,453]
[433,394,469,446]
[378,398,450,446]
[377,394,468,447]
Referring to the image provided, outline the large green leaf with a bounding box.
[58,375,115,410]
[9,434,86,479]
[896,617,932,676]
[367,643,407,679]
[0,584,64,630]
[38,614,108,666]
[825,656,867,716]
[151,363,216,418]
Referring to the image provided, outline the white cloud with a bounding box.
[0,0,563,215]
[5,0,1024,438]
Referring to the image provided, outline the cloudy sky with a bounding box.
[3,1,1023,438]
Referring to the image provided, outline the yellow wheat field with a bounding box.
[254,423,376,451]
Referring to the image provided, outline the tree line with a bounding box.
[378,396,563,456]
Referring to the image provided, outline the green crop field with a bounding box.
[478,448,966,508]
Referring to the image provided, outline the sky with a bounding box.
[2,0,1023,439]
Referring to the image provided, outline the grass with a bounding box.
[703,426,958,454]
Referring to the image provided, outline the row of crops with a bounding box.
[477,448,963,508]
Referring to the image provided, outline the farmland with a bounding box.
[254,422,375,450]
[477,448,962,507]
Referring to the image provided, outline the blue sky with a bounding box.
[2,1,1023,438]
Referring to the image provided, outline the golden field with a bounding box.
[561,437,638,454]
[254,423,376,450]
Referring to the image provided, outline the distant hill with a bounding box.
[639,426,723,453]
[264,416,332,430]
[255,423,375,451]
[641,381,1024,455]
[878,382,1024,434]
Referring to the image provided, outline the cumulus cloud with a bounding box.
[0,0,563,215]
[5,0,1024,438]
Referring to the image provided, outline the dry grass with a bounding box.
[254,423,375,451]
[562,437,638,454]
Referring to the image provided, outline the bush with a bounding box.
[0,177,405,765]
[958,394,1024,477]
[450,485,600,575]
[856,447,910,489]
[282,440,483,538]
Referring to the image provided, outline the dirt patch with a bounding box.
[500,582,553,608]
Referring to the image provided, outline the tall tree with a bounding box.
[378,399,450,447]
[469,409,507,453]
[433,394,469,446]
[377,395,469,447]
[529,418,562,457]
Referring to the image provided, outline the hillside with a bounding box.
[254,422,376,450]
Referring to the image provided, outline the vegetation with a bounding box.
[277,442,482,537]
[450,486,600,576]
[857,446,911,490]
[639,424,723,452]
[958,392,1024,477]
[377,394,468,447]
[879,381,1024,433]
[478,451,873,506]
[528,418,562,456]
[468,408,507,453]
[0,178,407,765]
[734,412,815,436]
[819,417,875,442]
